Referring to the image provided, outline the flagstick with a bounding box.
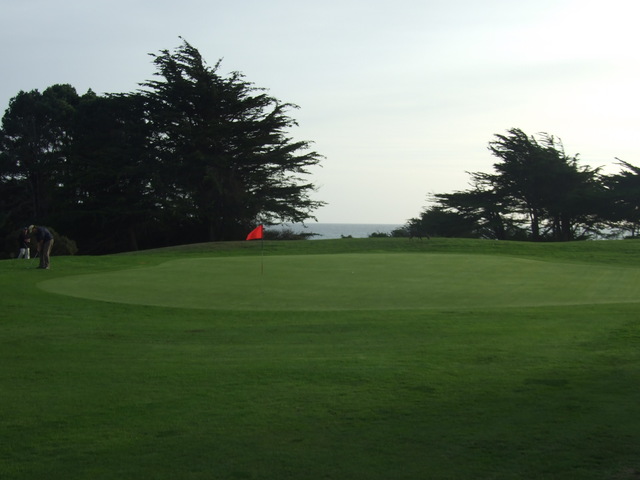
[246,226,265,297]
[261,237,264,275]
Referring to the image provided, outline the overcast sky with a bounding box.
[2,0,640,224]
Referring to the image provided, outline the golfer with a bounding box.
[17,227,31,259]
[29,225,54,269]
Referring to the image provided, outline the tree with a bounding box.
[602,159,640,237]
[141,40,325,241]
[487,128,552,240]
[540,153,603,241]
[55,91,157,252]
[406,205,478,238]
[404,128,606,242]
[0,85,79,221]
[0,41,326,254]
[434,172,518,240]
[487,128,600,241]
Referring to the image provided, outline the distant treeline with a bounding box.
[2,42,638,257]
[397,128,640,241]
[0,40,324,256]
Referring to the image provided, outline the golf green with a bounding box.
[38,253,640,310]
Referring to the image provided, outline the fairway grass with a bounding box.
[2,238,640,479]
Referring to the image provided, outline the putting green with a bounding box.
[39,253,640,311]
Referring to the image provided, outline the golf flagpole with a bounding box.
[246,225,265,275]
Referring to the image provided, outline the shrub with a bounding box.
[48,227,78,256]
[390,226,411,238]
[264,228,318,240]
[2,226,78,258]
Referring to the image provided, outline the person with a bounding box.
[17,227,31,259]
[29,225,54,269]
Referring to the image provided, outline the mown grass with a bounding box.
[1,237,640,479]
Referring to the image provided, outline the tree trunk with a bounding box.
[128,226,139,251]
[530,209,540,241]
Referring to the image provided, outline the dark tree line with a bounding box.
[406,128,640,241]
[0,40,324,255]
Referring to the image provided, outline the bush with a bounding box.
[264,228,318,240]
[2,226,78,258]
[390,226,411,238]
[49,227,78,256]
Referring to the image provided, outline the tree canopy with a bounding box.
[408,128,637,241]
[0,40,325,254]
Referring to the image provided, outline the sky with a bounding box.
[2,0,640,224]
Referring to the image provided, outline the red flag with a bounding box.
[246,225,264,241]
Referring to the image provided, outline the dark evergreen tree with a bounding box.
[487,128,552,240]
[602,159,640,237]
[0,85,79,222]
[0,41,326,254]
[487,128,601,241]
[56,91,157,252]
[141,40,325,241]
[434,172,518,240]
[408,206,478,238]
[405,128,606,242]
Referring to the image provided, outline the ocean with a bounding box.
[273,223,403,240]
